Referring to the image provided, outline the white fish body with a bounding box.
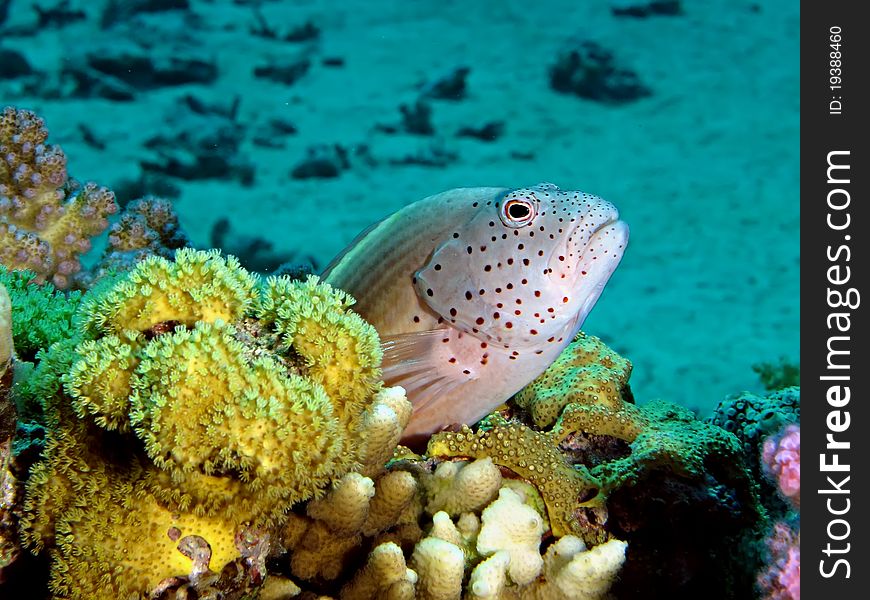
[324,183,628,445]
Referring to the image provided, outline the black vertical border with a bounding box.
[802,1,868,597]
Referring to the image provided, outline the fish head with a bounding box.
[414,183,628,349]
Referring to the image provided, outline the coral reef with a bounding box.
[0,121,778,598]
[431,334,764,597]
[14,248,388,597]
[0,282,10,378]
[0,252,777,599]
[757,522,800,600]
[513,332,631,428]
[762,424,800,510]
[757,424,800,600]
[0,437,19,583]
[88,196,190,282]
[709,386,800,508]
[0,267,82,362]
[0,281,14,438]
[0,107,118,288]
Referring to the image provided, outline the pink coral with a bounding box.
[0,107,118,288]
[762,423,800,509]
[758,522,800,600]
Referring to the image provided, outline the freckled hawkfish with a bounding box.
[324,183,628,445]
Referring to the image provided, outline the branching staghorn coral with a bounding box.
[0,107,117,288]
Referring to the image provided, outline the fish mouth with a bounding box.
[554,208,627,285]
[562,217,628,329]
[560,203,627,267]
[577,216,629,273]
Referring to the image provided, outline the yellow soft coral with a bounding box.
[129,321,346,521]
[80,248,257,335]
[64,330,145,431]
[21,249,388,598]
[257,274,383,421]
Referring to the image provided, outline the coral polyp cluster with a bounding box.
[0,107,117,288]
[16,248,387,597]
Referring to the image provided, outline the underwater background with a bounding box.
[0,0,799,414]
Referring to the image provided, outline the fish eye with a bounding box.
[500,198,536,228]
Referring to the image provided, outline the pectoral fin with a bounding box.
[380,328,474,414]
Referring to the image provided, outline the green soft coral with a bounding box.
[0,266,82,362]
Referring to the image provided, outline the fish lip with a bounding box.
[565,217,629,282]
[569,212,627,256]
[586,217,629,254]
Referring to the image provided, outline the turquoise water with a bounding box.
[1,0,799,413]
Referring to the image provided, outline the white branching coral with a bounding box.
[539,536,628,600]
[476,487,545,586]
[467,550,511,600]
[359,386,413,477]
[341,542,417,600]
[410,537,465,600]
[425,457,502,516]
[306,472,375,535]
